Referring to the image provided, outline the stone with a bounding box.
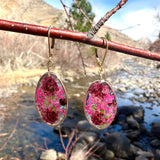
[130,144,142,155]
[135,156,148,160]
[117,114,126,125]
[133,142,144,150]
[71,142,87,160]
[134,88,144,96]
[54,125,72,138]
[139,124,147,134]
[151,122,160,138]
[79,132,98,144]
[125,130,140,140]
[118,106,144,123]
[105,132,132,158]
[88,156,99,160]
[150,139,160,147]
[40,149,57,160]
[72,142,87,153]
[77,120,99,134]
[104,149,115,160]
[57,152,65,159]
[156,149,160,159]
[121,123,129,130]
[127,116,140,129]
[118,87,126,93]
[92,142,106,156]
[70,150,86,160]
[137,151,154,159]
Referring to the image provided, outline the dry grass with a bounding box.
[0,31,123,89]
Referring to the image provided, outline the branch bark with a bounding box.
[87,0,128,38]
[0,19,160,61]
[73,0,93,25]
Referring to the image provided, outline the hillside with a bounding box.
[0,0,62,25]
[0,0,149,50]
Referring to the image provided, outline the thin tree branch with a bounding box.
[0,19,160,61]
[60,0,87,76]
[58,126,66,151]
[87,0,128,38]
[73,0,93,25]
[0,119,19,151]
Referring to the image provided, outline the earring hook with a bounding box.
[48,26,55,73]
[95,38,108,81]
[95,37,108,68]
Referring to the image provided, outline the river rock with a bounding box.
[137,151,154,159]
[88,156,99,160]
[103,149,115,160]
[118,106,144,123]
[40,149,57,160]
[130,144,142,155]
[71,142,87,160]
[118,87,126,93]
[92,142,106,155]
[150,139,160,147]
[79,131,98,144]
[127,116,140,129]
[105,132,132,158]
[70,150,86,160]
[135,156,148,160]
[77,120,99,134]
[151,122,160,138]
[134,88,144,96]
[156,149,160,159]
[54,125,72,138]
[117,114,126,125]
[125,130,140,140]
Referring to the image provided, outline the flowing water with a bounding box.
[0,58,159,159]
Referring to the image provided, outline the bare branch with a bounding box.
[60,0,87,76]
[0,19,160,61]
[58,126,66,152]
[73,0,93,25]
[87,0,128,38]
[60,0,74,31]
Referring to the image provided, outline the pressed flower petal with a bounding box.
[35,72,68,127]
[84,80,117,129]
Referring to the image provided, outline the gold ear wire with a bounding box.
[95,37,108,67]
[47,26,55,73]
[94,37,108,81]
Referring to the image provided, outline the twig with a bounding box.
[0,119,19,151]
[83,138,100,158]
[60,0,87,76]
[87,0,128,38]
[73,0,93,25]
[43,137,48,150]
[58,126,66,151]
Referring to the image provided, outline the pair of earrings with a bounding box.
[35,27,117,130]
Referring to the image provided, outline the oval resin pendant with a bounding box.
[35,72,68,127]
[84,80,117,129]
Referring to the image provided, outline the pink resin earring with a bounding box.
[84,39,117,129]
[35,26,68,127]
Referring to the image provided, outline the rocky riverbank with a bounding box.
[40,57,160,160]
[0,56,159,159]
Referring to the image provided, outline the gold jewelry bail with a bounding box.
[47,26,55,73]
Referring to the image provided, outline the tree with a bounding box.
[69,0,95,32]
[105,32,111,41]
